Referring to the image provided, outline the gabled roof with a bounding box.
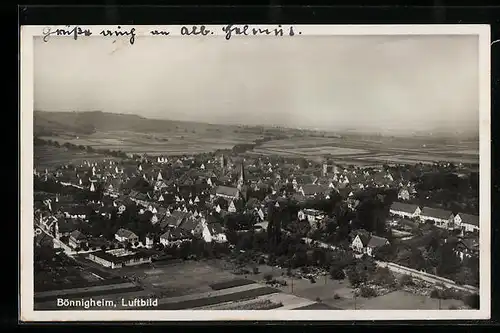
[70,229,86,240]
[390,202,419,214]
[354,233,371,246]
[457,213,479,227]
[367,235,389,248]
[421,207,453,220]
[207,222,224,235]
[300,184,328,196]
[115,228,137,239]
[215,186,239,197]
[160,227,192,241]
[178,217,200,232]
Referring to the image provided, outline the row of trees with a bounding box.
[34,137,129,159]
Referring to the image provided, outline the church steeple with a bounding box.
[237,161,245,189]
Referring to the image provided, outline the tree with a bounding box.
[346,266,366,287]
[436,243,461,278]
[329,266,346,280]
[178,241,192,259]
[463,294,479,309]
[398,274,415,287]
[373,243,396,261]
[346,256,376,287]
[372,267,396,287]
[359,286,377,298]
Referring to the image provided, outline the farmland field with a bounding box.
[36,129,479,165]
[38,130,261,156]
[34,145,122,169]
[255,136,478,164]
[35,260,326,311]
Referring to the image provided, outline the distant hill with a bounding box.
[33,111,240,136]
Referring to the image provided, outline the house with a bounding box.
[34,232,54,248]
[453,238,479,261]
[201,221,227,243]
[63,205,88,220]
[298,209,326,229]
[254,221,269,233]
[68,230,87,249]
[389,202,421,219]
[228,200,237,213]
[115,228,139,244]
[351,233,371,254]
[178,217,205,237]
[420,207,454,229]
[298,184,329,197]
[453,213,479,233]
[159,211,190,229]
[145,235,154,249]
[397,188,410,201]
[87,248,152,269]
[214,186,240,200]
[366,235,389,257]
[159,228,192,247]
[350,232,389,257]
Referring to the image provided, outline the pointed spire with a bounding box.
[157,171,163,181]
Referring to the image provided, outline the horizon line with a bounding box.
[34,110,480,139]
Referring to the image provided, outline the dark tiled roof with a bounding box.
[208,223,224,235]
[70,230,86,240]
[160,227,192,241]
[215,186,239,197]
[367,235,389,248]
[115,228,137,239]
[458,213,479,227]
[390,202,419,214]
[421,207,453,220]
[178,218,200,232]
[300,184,328,196]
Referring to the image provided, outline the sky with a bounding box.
[34,34,480,135]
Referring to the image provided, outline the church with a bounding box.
[214,160,249,202]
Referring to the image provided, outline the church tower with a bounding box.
[220,155,226,170]
[237,161,245,189]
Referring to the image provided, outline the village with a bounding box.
[33,149,480,310]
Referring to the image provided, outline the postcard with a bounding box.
[20,24,490,321]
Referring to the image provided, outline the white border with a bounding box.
[20,24,491,322]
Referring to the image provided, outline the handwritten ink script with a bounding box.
[41,25,302,45]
